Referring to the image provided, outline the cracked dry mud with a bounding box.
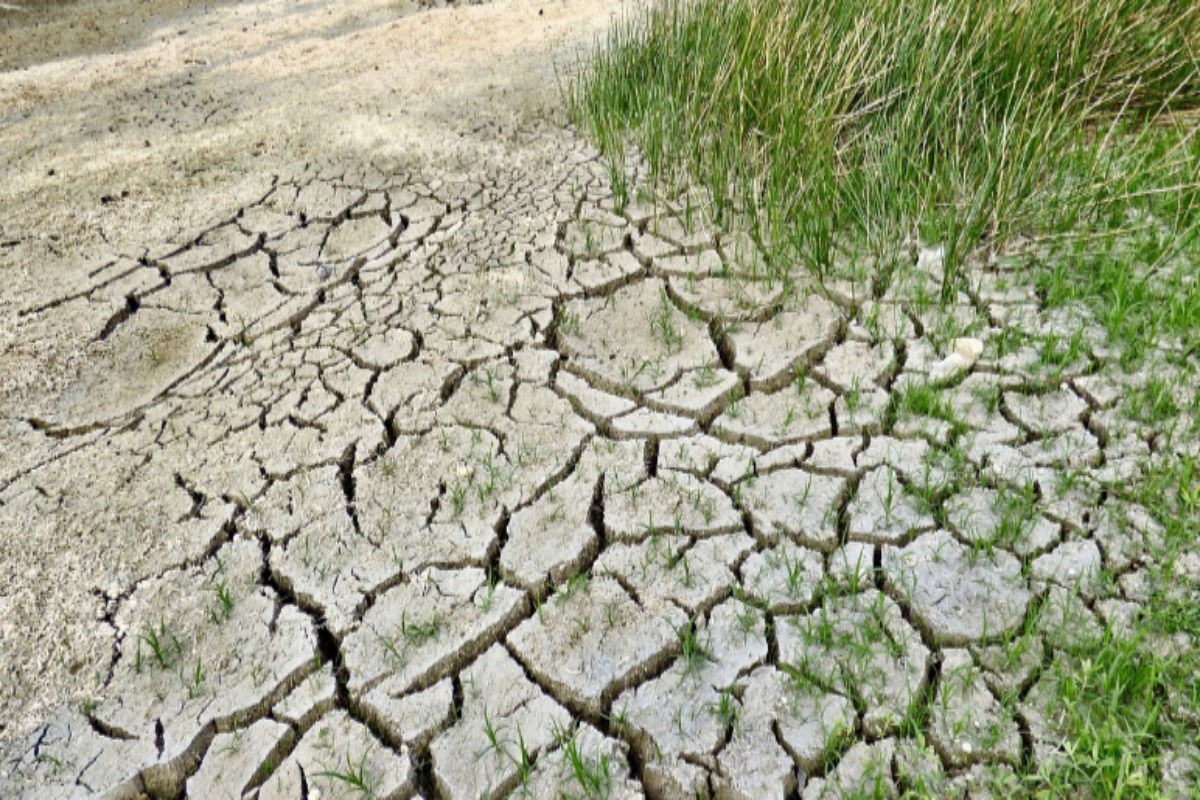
[2,1,1199,799]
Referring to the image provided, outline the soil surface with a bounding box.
[2,0,1198,797]
[1,0,234,71]
[1,0,629,764]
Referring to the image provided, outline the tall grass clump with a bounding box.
[571,0,1200,293]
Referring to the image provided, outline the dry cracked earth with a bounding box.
[2,1,1199,799]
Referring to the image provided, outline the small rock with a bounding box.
[929,337,983,381]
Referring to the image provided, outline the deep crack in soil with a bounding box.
[3,0,1198,798]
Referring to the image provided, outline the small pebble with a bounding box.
[954,337,984,360]
[315,263,334,281]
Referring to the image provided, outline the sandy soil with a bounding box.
[1,0,623,407]
[0,0,239,71]
[0,0,624,743]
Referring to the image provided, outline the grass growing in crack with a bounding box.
[1012,455,1200,797]
[841,549,870,595]
[990,483,1040,551]
[678,555,694,588]
[135,621,184,672]
[896,383,956,426]
[562,734,614,800]
[732,593,760,635]
[377,455,397,479]
[556,570,592,605]
[480,569,499,613]
[692,361,720,389]
[782,550,812,598]
[604,704,629,739]
[571,0,1200,301]
[186,658,206,700]
[313,750,376,799]
[449,482,468,517]
[844,377,862,414]
[709,687,741,735]
[1036,226,1200,371]
[1028,632,1189,797]
[210,579,234,623]
[1126,376,1183,427]
[558,306,583,339]
[1036,329,1090,377]
[236,316,252,348]
[478,712,539,789]
[515,726,534,786]
[676,618,713,678]
[650,287,684,352]
[481,706,506,759]
[792,365,808,395]
[399,611,441,646]
[483,368,501,404]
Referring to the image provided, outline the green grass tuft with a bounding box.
[572,0,1200,298]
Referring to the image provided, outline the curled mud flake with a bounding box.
[741,468,846,551]
[882,530,1032,646]
[778,590,930,738]
[341,567,527,697]
[186,718,295,799]
[429,645,570,798]
[360,678,454,753]
[846,466,936,545]
[508,576,685,719]
[928,649,1021,768]
[257,710,415,800]
[726,295,843,392]
[803,739,898,799]
[712,383,837,449]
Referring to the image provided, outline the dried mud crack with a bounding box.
[3,0,1199,798]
